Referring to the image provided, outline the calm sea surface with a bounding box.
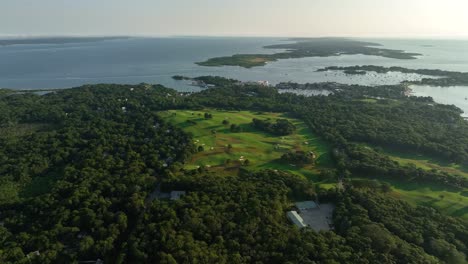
[1,37,467,115]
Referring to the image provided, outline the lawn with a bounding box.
[160,109,333,181]
[353,146,468,220]
[392,186,468,220]
[382,148,468,178]
[353,177,468,220]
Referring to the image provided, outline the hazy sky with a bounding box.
[2,0,468,38]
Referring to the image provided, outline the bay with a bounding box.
[411,85,468,117]
[1,37,468,114]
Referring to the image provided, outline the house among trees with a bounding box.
[256,80,270,86]
[170,191,186,200]
[309,151,317,159]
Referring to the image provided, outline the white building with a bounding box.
[257,80,270,86]
[287,211,307,228]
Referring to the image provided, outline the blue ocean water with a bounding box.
[1,37,468,114]
[1,37,467,89]
[0,37,286,90]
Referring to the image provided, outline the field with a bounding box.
[390,181,468,220]
[352,176,468,220]
[383,148,468,178]
[351,147,468,220]
[161,109,468,220]
[160,109,332,181]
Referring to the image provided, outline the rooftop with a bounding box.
[295,201,318,211]
[287,211,307,228]
[170,191,186,200]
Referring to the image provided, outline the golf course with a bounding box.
[160,109,333,181]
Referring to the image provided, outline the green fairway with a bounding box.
[161,109,468,220]
[393,187,468,220]
[353,177,468,220]
[387,152,468,219]
[160,109,332,180]
[382,148,468,178]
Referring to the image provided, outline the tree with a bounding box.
[160,253,178,264]
[380,182,392,193]
[226,144,233,153]
[230,124,242,132]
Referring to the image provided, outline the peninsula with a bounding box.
[197,38,421,68]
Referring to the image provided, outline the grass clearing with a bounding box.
[358,98,378,103]
[381,148,468,178]
[391,181,468,220]
[353,177,468,220]
[354,145,468,220]
[160,109,332,181]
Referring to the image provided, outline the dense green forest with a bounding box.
[0,80,467,263]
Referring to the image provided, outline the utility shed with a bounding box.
[287,211,307,228]
[170,191,186,200]
[295,201,318,212]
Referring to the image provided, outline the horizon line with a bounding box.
[1,33,468,40]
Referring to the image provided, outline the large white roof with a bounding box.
[287,211,307,228]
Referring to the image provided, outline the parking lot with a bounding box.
[300,203,334,231]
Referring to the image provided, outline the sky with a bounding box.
[1,0,468,38]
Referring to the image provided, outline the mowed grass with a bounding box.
[354,177,468,220]
[358,98,378,103]
[383,148,468,178]
[160,109,332,180]
[355,146,468,220]
[394,188,468,220]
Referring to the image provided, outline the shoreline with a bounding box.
[197,38,421,68]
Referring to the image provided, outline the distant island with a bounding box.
[197,38,421,68]
[318,65,468,86]
[0,36,130,46]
